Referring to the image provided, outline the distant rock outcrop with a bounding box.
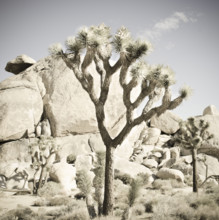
[5,54,36,74]
[203,105,219,116]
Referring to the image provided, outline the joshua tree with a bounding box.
[48,24,190,215]
[175,117,213,192]
[29,135,60,194]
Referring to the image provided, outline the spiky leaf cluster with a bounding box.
[77,24,111,48]
[113,27,151,61]
[130,61,149,80]
[126,39,150,61]
[65,36,84,53]
[147,65,175,87]
[48,43,63,56]
[113,26,132,53]
[175,117,214,149]
[179,85,193,99]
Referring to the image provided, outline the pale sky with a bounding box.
[0,0,219,119]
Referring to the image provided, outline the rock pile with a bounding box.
[129,107,219,183]
[0,55,219,192]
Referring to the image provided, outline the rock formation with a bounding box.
[1,54,219,190]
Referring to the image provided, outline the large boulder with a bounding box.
[195,114,219,159]
[0,139,31,173]
[156,134,171,146]
[171,161,192,175]
[142,159,158,169]
[156,167,184,182]
[197,154,219,177]
[0,76,43,141]
[115,156,152,178]
[142,128,161,145]
[150,110,182,134]
[49,160,77,194]
[0,56,125,140]
[115,122,146,159]
[55,134,104,161]
[5,54,36,74]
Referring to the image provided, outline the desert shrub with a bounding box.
[114,179,129,204]
[48,196,72,206]
[76,170,92,196]
[37,181,65,197]
[114,169,133,185]
[140,190,166,214]
[0,206,46,220]
[152,179,172,191]
[137,172,150,186]
[93,216,121,220]
[132,203,145,216]
[152,188,219,220]
[184,174,193,186]
[66,153,76,164]
[170,179,185,188]
[34,196,72,207]
[47,199,87,219]
[56,208,89,220]
[33,197,48,206]
[195,204,219,220]
[144,202,153,213]
[114,206,124,217]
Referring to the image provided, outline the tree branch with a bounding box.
[95,102,112,146]
[132,81,156,109]
[62,53,98,104]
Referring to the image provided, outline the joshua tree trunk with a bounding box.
[103,146,115,215]
[192,148,198,192]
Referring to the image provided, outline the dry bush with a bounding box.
[56,208,89,220]
[170,179,185,188]
[34,196,72,207]
[37,181,66,197]
[152,179,172,191]
[0,206,47,220]
[66,153,77,164]
[152,187,219,220]
[132,203,145,216]
[46,199,88,219]
[114,169,133,185]
[93,216,121,220]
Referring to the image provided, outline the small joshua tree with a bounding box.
[29,135,60,194]
[49,24,190,215]
[122,178,142,220]
[76,170,97,219]
[175,118,214,192]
